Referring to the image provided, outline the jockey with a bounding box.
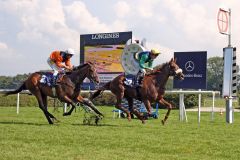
[135,48,161,86]
[47,48,75,85]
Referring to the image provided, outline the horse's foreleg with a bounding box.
[76,95,104,117]
[159,98,172,125]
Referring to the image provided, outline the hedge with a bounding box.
[0,92,200,109]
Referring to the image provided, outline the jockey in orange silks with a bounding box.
[47,48,75,85]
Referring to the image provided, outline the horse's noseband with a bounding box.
[169,64,182,76]
[175,68,182,75]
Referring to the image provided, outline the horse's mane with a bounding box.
[146,62,168,75]
[72,62,94,71]
[65,62,93,75]
[73,63,88,71]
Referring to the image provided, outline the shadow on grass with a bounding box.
[0,121,50,126]
[71,123,119,127]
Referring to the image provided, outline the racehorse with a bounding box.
[4,62,102,124]
[90,58,184,125]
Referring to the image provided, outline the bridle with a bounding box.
[168,64,183,77]
[86,64,99,85]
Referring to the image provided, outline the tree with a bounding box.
[0,74,29,89]
[207,56,223,91]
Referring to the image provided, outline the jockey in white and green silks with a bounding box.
[135,49,161,86]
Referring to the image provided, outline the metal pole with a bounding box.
[64,103,67,113]
[226,97,233,123]
[183,101,188,122]
[211,92,215,121]
[17,93,20,114]
[179,89,184,121]
[198,89,201,125]
[228,8,231,47]
[224,8,233,123]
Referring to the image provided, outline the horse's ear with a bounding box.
[174,57,177,63]
[87,61,94,65]
[85,61,92,66]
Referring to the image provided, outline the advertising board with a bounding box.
[173,51,207,89]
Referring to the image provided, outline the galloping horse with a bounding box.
[90,58,184,125]
[4,62,102,124]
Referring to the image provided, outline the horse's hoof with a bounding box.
[63,113,69,116]
[53,118,60,123]
[142,120,146,124]
[95,118,99,125]
[161,120,165,125]
[99,114,104,118]
[127,117,131,122]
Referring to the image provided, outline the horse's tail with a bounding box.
[4,83,26,96]
[90,81,111,100]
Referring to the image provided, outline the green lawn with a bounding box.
[203,97,239,108]
[1,106,240,160]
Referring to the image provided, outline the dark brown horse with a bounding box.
[90,58,184,124]
[4,62,102,124]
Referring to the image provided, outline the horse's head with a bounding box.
[73,62,100,84]
[85,62,100,84]
[168,58,184,80]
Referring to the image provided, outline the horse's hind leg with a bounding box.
[126,97,145,123]
[142,100,152,116]
[34,91,53,124]
[159,98,172,125]
[115,96,132,121]
[111,84,131,121]
[42,94,59,123]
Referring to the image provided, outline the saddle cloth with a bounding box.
[39,72,55,86]
[39,72,64,87]
[123,74,137,87]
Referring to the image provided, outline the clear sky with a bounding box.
[0,0,239,76]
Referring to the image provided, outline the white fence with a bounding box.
[166,89,220,125]
[0,89,220,123]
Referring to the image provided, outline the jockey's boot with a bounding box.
[52,75,59,86]
[135,70,144,88]
[135,79,143,88]
[135,76,143,88]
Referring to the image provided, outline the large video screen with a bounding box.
[80,31,132,73]
[84,45,124,72]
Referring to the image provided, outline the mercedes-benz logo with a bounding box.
[185,61,194,72]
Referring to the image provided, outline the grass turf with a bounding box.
[0,106,240,160]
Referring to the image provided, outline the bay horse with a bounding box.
[90,58,184,125]
[4,62,102,124]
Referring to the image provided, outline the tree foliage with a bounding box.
[0,74,29,89]
[207,56,224,91]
